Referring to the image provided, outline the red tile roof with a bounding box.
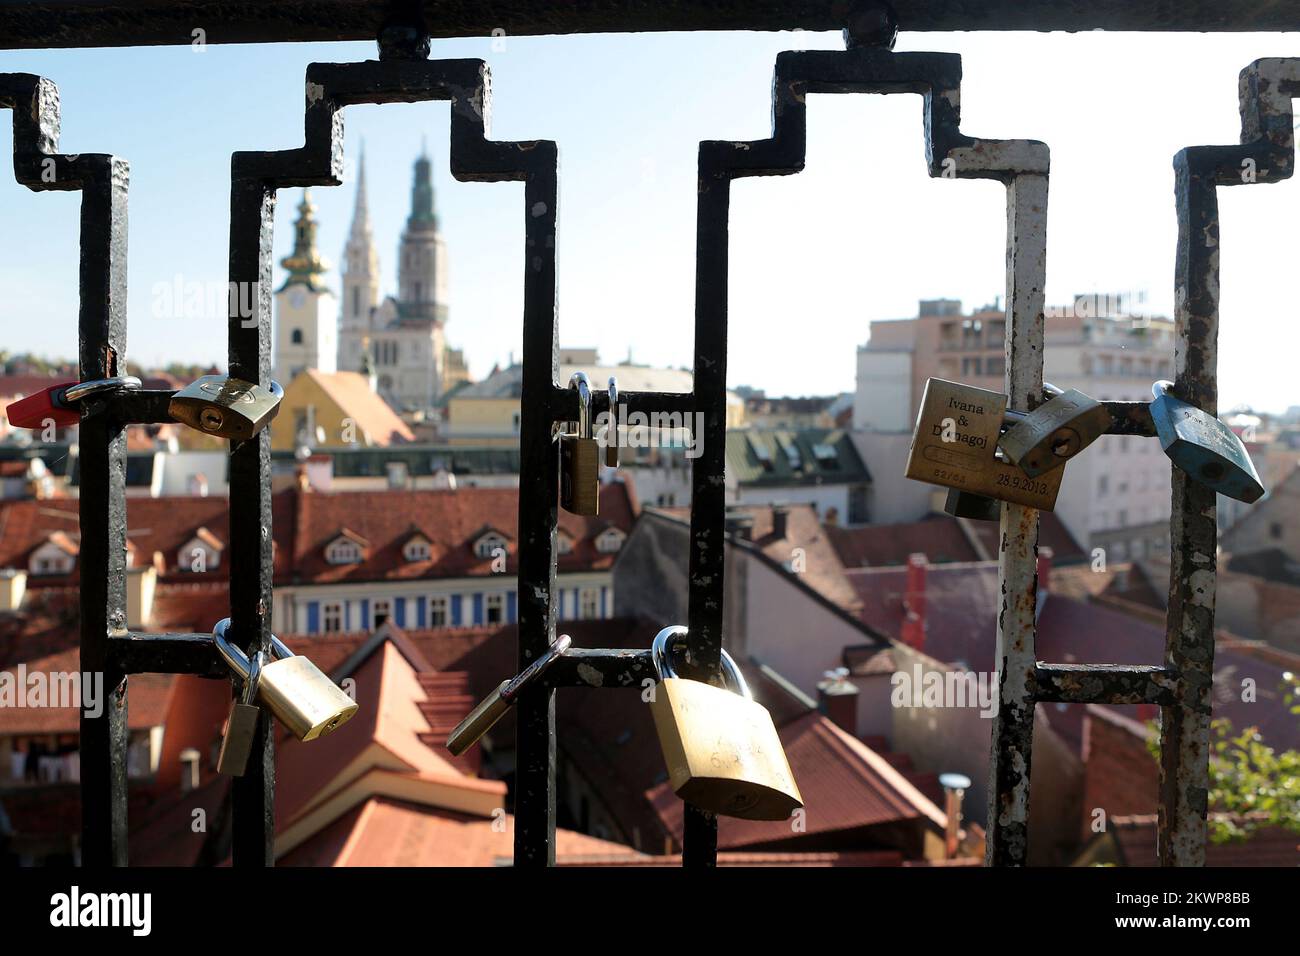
[0,647,175,734]
[828,516,981,568]
[279,795,640,867]
[287,482,634,584]
[0,482,634,587]
[1102,814,1300,867]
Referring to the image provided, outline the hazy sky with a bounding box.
[1,31,1298,412]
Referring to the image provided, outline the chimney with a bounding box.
[1037,546,1054,594]
[771,505,789,540]
[0,569,26,611]
[939,772,972,858]
[724,508,754,542]
[125,566,157,629]
[179,748,201,793]
[900,553,927,650]
[817,667,859,735]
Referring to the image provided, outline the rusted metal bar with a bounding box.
[986,171,1049,867]
[1103,400,1156,437]
[111,632,228,677]
[1158,57,1300,865]
[2,73,133,866]
[1035,664,1178,706]
[5,0,1300,50]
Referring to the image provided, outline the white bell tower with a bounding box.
[274,189,337,384]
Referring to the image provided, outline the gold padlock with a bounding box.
[169,375,284,443]
[905,378,1064,511]
[560,371,600,515]
[213,618,357,741]
[648,626,803,821]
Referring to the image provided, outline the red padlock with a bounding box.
[7,376,142,430]
[8,381,80,428]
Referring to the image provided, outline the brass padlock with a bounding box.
[213,618,358,741]
[999,384,1112,478]
[905,378,1064,511]
[169,375,284,442]
[217,648,265,777]
[560,371,600,515]
[648,625,803,821]
[445,634,571,756]
[1150,381,1265,503]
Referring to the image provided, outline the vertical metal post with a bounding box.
[77,155,131,866]
[228,175,277,865]
[985,172,1048,866]
[514,157,562,867]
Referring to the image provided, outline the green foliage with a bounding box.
[1146,672,1300,844]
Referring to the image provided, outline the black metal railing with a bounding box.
[3,0,1290,868]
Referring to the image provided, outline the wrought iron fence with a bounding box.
[2,0,1290,868]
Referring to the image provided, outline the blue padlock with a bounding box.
[1149,381,1265,503]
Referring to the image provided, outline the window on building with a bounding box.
[326,538,363,565]
[403,537,431,562]
[372,599,390,629]
[485,593,504,624]
[512,411,522,434]
[1098,475,1109,497]
[961,356,982,377]
[291,328,303,345]
[595,529,626,554]
[1271,522,1284,540]
[323,603,343,633]
[429,596,448,627]
[580,588,601,619]
[556,533,574,555]
[984,356,1005,376]
[1118,509,1128,526]
[352,287,360,317]
[474,532,508,559]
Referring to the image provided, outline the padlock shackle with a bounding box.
[62,375,143,406]
[213,617,292,682]
[1152,379,1174,401]
[1001,382,1064,425]
[651,625,752,700]
[567,371,593,438]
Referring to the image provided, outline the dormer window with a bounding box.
[179,527,223,573]
[473,531,509,559]
[595,528,626,554]
[29,533,77,576]
[325,530,367,565]
[556,532,575,556]
[403,534,432,563]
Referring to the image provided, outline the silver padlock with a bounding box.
[213,619,358,741]
[217,648,265,777]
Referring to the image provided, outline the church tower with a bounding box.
[397,143,449,326]
[339,148,380,373]
[274,189,336,384]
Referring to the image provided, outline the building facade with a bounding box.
[854,296,1176,556]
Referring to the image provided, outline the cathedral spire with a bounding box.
[279,189,329,291]
[408,147,437,230]
[350,143,371,238]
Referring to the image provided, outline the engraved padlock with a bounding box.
[445,634,571,756]
[560,371,600,515]
[217,648,265,777]
[213,618,358,741]
[169,375,284,442]
[905,378,1065,511]
[999,383,1112,478]
[1150,381,1265,503]
[648,625,803,821]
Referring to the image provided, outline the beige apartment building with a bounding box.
[855,296,1176,558]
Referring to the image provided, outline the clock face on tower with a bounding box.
[289,289,306,309]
